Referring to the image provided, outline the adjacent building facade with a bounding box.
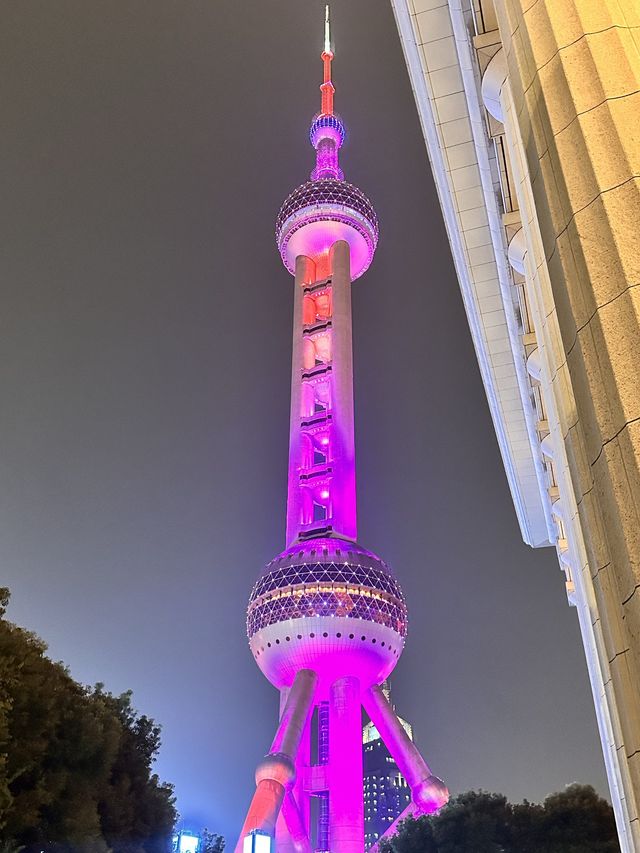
[363,683,413,849]
[389,0,640,849]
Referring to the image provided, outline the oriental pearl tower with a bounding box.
[236,9,448,853]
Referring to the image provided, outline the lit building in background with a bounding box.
[173,830,201,853]
[243,832,272,853]
[389,1,640,850]
[235,8,448,853]
[363,682,413,849]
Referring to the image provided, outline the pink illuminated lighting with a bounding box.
[236,7,448,853]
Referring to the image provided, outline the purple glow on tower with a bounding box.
[236,9,448,852]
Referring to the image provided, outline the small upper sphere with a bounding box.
[247,538,406,695]
[309,114,346,149]
[276,179,378,281]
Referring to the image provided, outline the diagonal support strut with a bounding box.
[363,684,449,816]
[235,670,318,852]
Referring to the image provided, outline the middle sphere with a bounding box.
[275,179,379,281]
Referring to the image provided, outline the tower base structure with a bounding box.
[236,671,447,853]
[238,532,448,852]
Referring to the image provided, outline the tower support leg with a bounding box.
[281,789,312,853]
[235,670,317,852]
[277,688,311,853]
[363,684,448,815]
[329,676,364,853]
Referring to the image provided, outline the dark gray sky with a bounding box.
[1,0,607,840]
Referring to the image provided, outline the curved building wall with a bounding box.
[389,0,640,849]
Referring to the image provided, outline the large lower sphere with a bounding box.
[247,538,407,695]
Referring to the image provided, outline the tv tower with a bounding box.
[236,9,448,852]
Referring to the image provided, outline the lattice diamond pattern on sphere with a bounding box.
[276,179,379,238]
[247,558,408,639]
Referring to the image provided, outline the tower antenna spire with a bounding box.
[320,3,335,116]
[324,4,331,56]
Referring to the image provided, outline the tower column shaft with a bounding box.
[328,676,364,853]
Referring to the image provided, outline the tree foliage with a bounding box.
[379,786,619,853]
[200,830,225,853]
[0,588,177,853]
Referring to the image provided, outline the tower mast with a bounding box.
[237,11,448,852]
[283,5,366,545]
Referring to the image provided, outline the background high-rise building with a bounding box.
[363,682,413,849]
[389,1,640,850]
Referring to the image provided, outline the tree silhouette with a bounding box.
[379,786,619,853]
[200,830,225,853]
[0,588,176,852]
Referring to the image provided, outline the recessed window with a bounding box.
[313,503,327,522]
[336,632,342,638]
[310,632,315,638]
[323,632,328,638]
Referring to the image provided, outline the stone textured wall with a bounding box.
[494,0,640,837]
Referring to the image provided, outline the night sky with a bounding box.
[1,0,607,840]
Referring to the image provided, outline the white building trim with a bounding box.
[390,0,550,547]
